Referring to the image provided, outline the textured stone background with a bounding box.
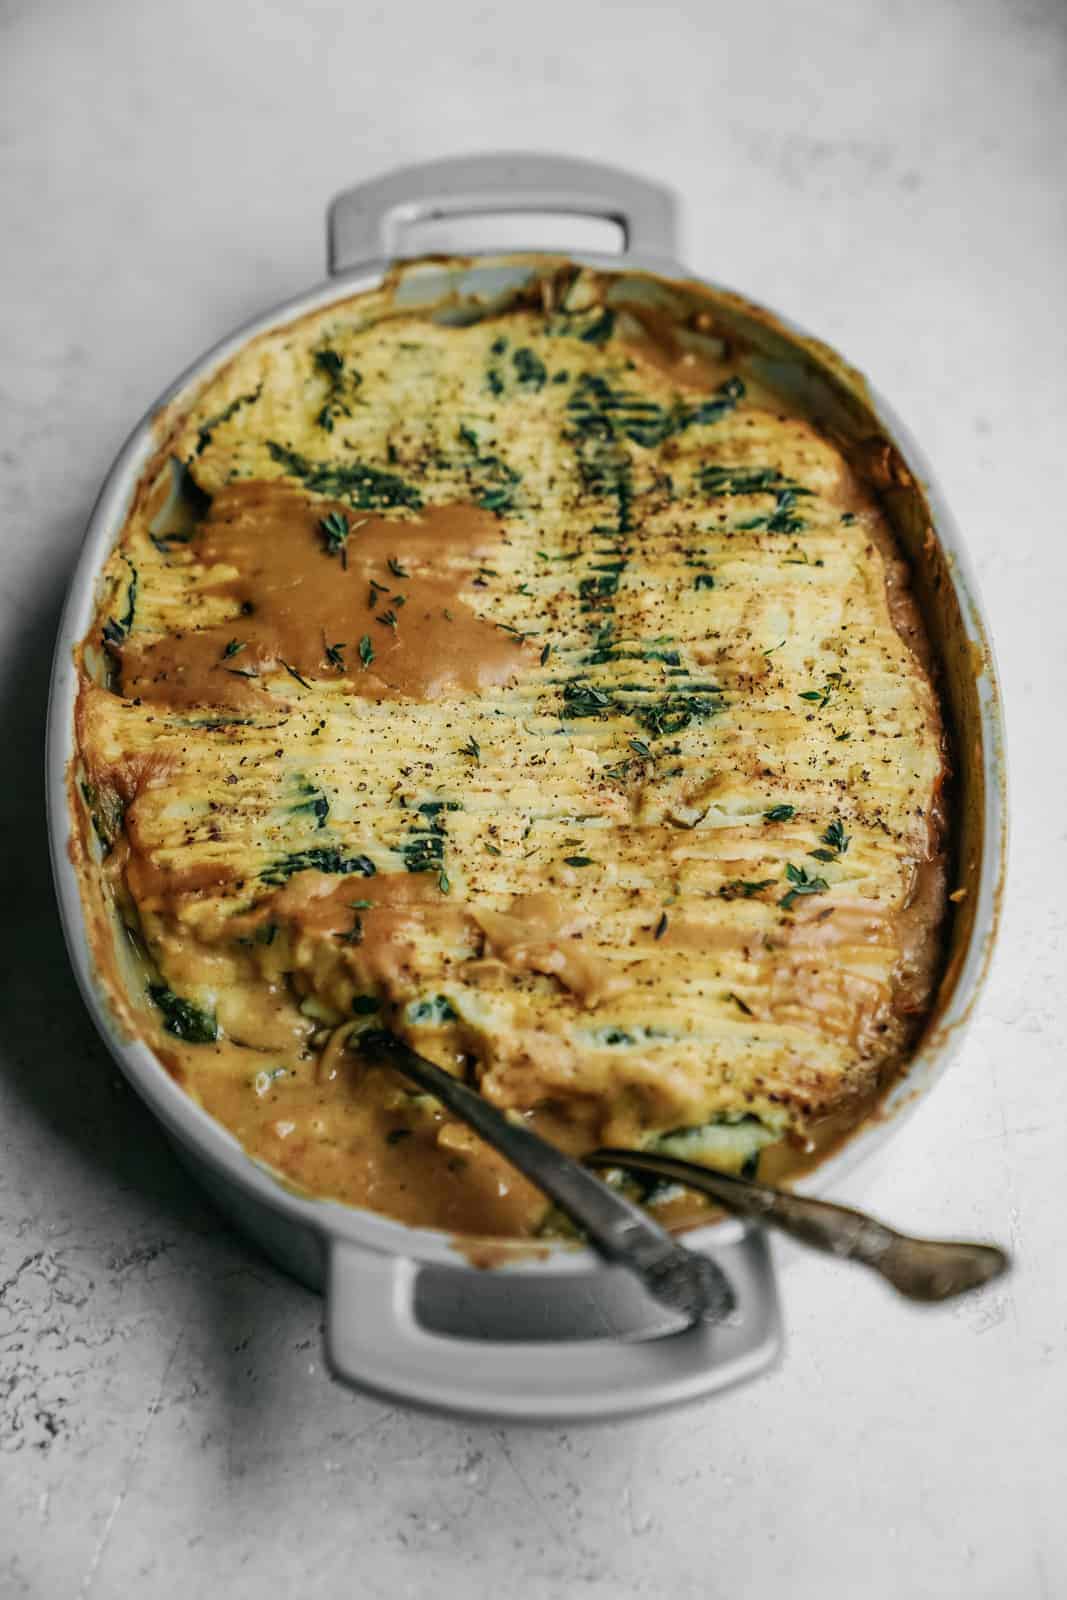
[2,1,1065,1595]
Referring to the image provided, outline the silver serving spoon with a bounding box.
[587,1149,1010,1303]
[357,1030,734,1327]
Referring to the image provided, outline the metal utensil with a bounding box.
[586,1149,1009,1303]
[357,1030,735,1326]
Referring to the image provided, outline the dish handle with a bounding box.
[325,1232,781,1422]
[327,152,679,274]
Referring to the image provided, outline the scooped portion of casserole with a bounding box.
[73,264,948,1236]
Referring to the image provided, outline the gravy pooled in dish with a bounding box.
[73,265,948,1237]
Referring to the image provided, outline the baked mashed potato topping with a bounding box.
[73,266,948,1237]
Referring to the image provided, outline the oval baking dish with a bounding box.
[46,154,1006,1421]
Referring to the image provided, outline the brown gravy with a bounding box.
[117,484,532,708]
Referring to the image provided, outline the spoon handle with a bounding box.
[587,1150,1009,1303]
[357,1031,734,1325]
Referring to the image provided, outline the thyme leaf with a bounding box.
[822,818,850,854]
[562,679,616,719]
[634,691,719,739]
[319,510,351,558]
[778,863,829,911]
[718,878,776,901]
[281,660,311,689]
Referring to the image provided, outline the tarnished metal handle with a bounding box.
[327,151,679,274]
[589,1151,1010,1303]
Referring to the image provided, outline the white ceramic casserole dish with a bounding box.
[46,154,1006,1421]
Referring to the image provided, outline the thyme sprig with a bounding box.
[778,863,829,911]
[809,818,850,862]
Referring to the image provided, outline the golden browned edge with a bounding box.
[66,253,983,1244]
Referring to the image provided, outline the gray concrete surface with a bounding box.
[2,1,1065,1594]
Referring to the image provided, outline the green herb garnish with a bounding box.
[268,442,422,510]
[290,781,329,828]
[402,828,444,875]
[313,346,362,432]
[547,305,617,345]
[407,995,459,1025]
[148,983,218,1043]
[697,466,813,535]
[566,372,744,451]
[778,863,829,911]
[259,848,376,886]
[562,679,616,720]
[810,818,850,862]
[799,672,842,709]
[634,691,719,739]
[696,465,809,498]
[320,510,351,559]
[195,386,261,454]
[513,347,547,389]
[718,879,776,901]
[281,660,311,689]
